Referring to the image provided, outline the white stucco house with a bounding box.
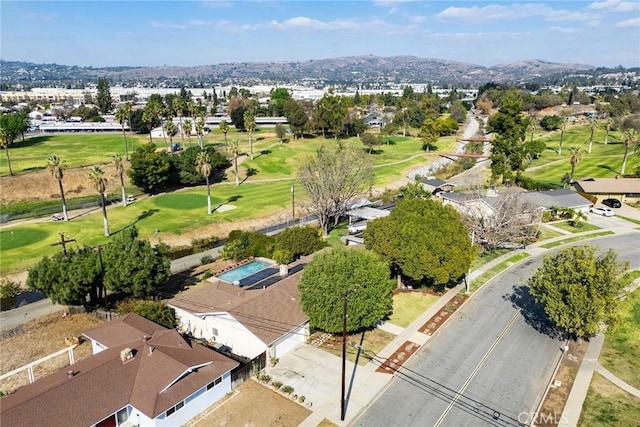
[0,313,238,427]
[169,271,309,362]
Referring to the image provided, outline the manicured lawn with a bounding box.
[539,231,615,249]
[578,372,640,427]
[470,252,530,293]
[551,221,601,233]
[387,292,440,328]
[326,224,349,248]
[618,215,640,226]
[537,226,565,241]
[470,249,512,272]
[522,125,639,187]
[599,285,640,389]
[321,328,396,366]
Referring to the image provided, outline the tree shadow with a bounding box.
[111,209,159,235]
[598,164,620,174]
[12,135,52,149]
[226,195,242,203]
[503,284,564,339]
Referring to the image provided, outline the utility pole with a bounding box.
[465,230,475,293]
[51,231,75,256]
[341,291,348,421]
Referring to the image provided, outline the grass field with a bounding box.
[538,226,565,242]
[539,231,615,249]
[522,125,639,187]
[387,292,440,327]
[599,283,640,389]
[577,372,640,427]
[551,221,601,233]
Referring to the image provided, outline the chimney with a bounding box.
[67,370,75,378]
[148,346,155,356]
[120,348,134,363]
[142,335,151,342]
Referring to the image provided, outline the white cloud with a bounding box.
[616,17,640,27]
[549,26,578,34]
[200,0,233,8]
[409,15,427,23]
[251,16,404,33]
[436,3,595,22]
[431,31,529,40]
[151,21,188,30]
[373,0,414,7]
[589,0,639,11]
[24,12,57,22]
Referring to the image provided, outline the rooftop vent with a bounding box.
[120,347,134,363]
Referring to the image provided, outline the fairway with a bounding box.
[152,193,222,210]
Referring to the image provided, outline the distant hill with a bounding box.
[0,56,600,87]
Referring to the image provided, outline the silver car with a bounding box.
[590,207,614,217]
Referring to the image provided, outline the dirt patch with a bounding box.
[418,292,469,335]
[535,339,588,427]
[187,379,311,427]
[0,312,103,394]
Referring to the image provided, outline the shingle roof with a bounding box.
[524,188,593,209]
[82,312,164,347]
[169,271,309,346]
[0,315,238,427]
[573,178,640,194]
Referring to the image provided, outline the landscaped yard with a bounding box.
[551,221,601,233]
[537,226,565,242]
[319,328,396,366]
[599,283,640,389]
[387,291,440,327]
[577,372,640,427]
[470,252,530,293]
[540,231,614,249]
[470,248,512,271]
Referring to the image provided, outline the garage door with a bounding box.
[273,324,307,358]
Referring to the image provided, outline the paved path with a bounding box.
[595,363,640,398]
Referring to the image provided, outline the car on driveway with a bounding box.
[602,198,622,208]
[590,207,614,217]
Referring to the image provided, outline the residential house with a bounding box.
[572,177,640,204]
[0,313,238,427]
[521,188,594,213]
[420,178,456,196]
[168,271,309,363]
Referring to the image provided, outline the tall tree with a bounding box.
[0,111,29,176]
[114,103,131,160]
[587,118,597,154]
[528,245,628,339]
[558,116,568,155]
[244,110,256,160]
[229,139,240,186]
[163,119,177,153]
[195,116,205,149]
[275,123,286,144]
[195,151,213,215]
[96,77,113,114]
[604,118,613,145]
[568,146,583,184]
[88,166,110,237]
[219,120,229,157]
[621,129,637,175]
[46,155,69,220]
[182,119,193,148]
[298,247,393,333]
[364,197,475,290]
[298,143,374,237]
[113,153,127,207]
[283,99,308,139]
[127,143,170,192]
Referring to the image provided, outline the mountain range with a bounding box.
[0,56,603,87]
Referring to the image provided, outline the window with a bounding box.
[206,376,222,391]
[116,408,128,425]
[211,327,219,337]
[165,400,184,417]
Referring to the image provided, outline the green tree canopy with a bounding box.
[96,77,113,114]
[128,142,170,192]
[102,227,171,297]
[528,245,629,339]
[364,198,475,290]
[298,248,393,333]
[116,299,177,329]
[274,226,326,260]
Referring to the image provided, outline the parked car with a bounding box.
[347,221,367,234]
[126,195,136,202]
[590,207,614,217]
[602,198,622,208]
[51,214,64,221]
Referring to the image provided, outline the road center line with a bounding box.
[433,298,532,427]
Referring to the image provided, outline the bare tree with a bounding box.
[457,186,541,252]
[298,142,374,237]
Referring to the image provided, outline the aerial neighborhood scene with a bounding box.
[1,1,640,426]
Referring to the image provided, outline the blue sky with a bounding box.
[2,1,639,68]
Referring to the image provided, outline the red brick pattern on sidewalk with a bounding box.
[375,341,420,374]
[418,293,468,335]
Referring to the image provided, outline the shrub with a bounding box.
[200,255,214,265]
[281,385,294,394]
[274,226,326,259]
[0,279,21,299]
[191,236,219,253]
[202,271,213,279]
[272,381,283,389]
[222,230,274,261]
[298,395,306,403]
[116,299,177,328]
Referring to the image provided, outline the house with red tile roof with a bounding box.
[168,270,309,362]
[0,313,238,427]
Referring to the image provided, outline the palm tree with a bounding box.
[527,119,537,144]
[182,119,193,148]
[219,120,229,158]
[113,153,127,207]
[604,118,613,145]
[587,118,597,154]
[621,129,637,175]
[568,146,583,184]
[230,139,240,186]
[195,116,205,149]
[142,109,154,143]
[244,110,256,160]
[115,103,132,160]
[46,155,69,220]
[195,151,213,215]
[88,166,109,237]
[558,117,568,155]
[163,119,177,154]
[174,98,186,146]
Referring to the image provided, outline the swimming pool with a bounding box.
[216,259,275,285]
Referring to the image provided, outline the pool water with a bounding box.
[217,259,273,283]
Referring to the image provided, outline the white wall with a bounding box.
[272,323,308,359]
[172,307,266,360]
[126,371,232,427]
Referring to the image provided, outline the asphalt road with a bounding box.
[354,233,640,427]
